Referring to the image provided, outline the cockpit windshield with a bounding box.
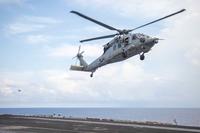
[136,33,150,39]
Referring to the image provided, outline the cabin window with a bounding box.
[113,44,116,50]
[132,35,136,40]
[140,38,145,43]
[118,43,121,48]
[115,37,119,43]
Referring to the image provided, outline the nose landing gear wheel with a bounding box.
[122,52,127,58]
[122,49,128,58]
[140,54,145,60]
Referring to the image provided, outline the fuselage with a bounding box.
[84,33,158,72]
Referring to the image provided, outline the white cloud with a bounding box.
[23,16,62,24]
[7,23,46,34]
[83,26,109,34]
[0,79,14,96]
[0,0,24,5]
[25,34,50,44]
[6,16,62,34]
[49,44,102,58]
[1,56,198,107]
[0,63,167,107]
[185,46,200,67]
[72,0,189,18]
[153,2,200,68]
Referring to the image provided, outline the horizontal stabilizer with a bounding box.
[70,65,84,71]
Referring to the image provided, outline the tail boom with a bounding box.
[70,65,84,71]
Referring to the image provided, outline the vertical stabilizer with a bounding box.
[70,45,88,71]
[78,55,88,67]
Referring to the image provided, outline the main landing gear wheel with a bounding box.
[90,73,93,77]
[140,53,145,60]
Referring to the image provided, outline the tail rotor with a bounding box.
[72,45,84,65]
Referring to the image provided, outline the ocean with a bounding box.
[0,108,199,127]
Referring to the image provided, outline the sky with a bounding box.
[0,0,200,108]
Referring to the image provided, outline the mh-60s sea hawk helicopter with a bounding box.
[70,9,186,77]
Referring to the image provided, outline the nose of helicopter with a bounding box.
[152,38,159,44]
[145,38,159,46]
[142,37,159,49]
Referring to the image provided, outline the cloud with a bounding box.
[153,2,200,68]
[7,23,46,34]
[23,16,62,24]
[6,16,62,34]
[0,0,25,5]
[48,43,102,58]
[25,34,50,44]
[185,47,200,67]
[71,0,188,18]
[1,56,198,107]
[0,63,165,107]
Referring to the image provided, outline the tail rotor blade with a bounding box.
[72,45,83,65]
[80,51,84,55]
[78,45,81,54]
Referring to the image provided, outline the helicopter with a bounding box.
[70,9,186,77]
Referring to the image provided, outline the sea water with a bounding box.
[0,108,199,127]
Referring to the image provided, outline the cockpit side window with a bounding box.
[113,44,116,50]
[132,35,137,40]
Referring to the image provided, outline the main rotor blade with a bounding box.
[70,10,121,32]
[129,9,186,32]
[80,33,118,43]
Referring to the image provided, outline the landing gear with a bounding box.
[140,53,145,60]
[90,72,93,77]
[122,49,128,58]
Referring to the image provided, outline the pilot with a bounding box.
[103,47,106,54]
[103,43,109,54]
